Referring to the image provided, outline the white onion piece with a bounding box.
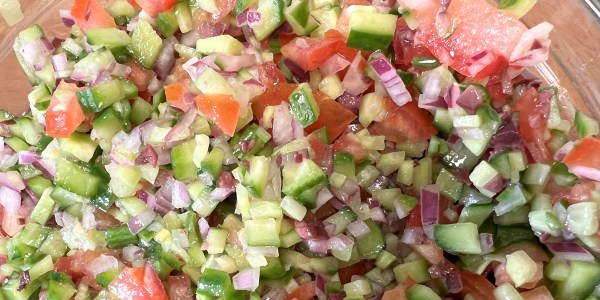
[320,54,350,76]
[342,53,370,96]
[233,268,260,291]
[0,186,21,213]
[546,242,595,262]
[510,22,553,67]
[347,220,370,238]
[86,255,119,278]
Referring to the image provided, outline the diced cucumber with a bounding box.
[575,110,599,137]
[54,158,101,198]
[30,188,56,225]
[285,0,318,35]
[130,97,153,126]
[393,259,431,284]
[458,203,494,227]
[77,79,126,113]
[196,35,244,55]
[197,268,243,299]
[58,132,98,162]
[174,2,193,33]
[128,20,163,69]
[495,184,527,216]
[156,10,179,37]
[435,168,464,202]
[92,107,125,151]
[288,83,319,127]
[347,12,397,51]
[260,257,287,279]
[498,0,538,18]
[333,151,355,178]
[552,261,600,300]
[406,284,442,300]
[252,0,285,40]
[282,159,326,206]
[244,218,280,247]
[86,28,132,49]
[172,139,199,181]
[324,206,357,235]
[433,223,481,254]
[469,161,500,198]
[194,68,235,95]
[356,220,384,259]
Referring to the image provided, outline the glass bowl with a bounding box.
[0,0,599,117]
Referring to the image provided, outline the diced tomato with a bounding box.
[485,66,511,110]
[392,18,434,67]
[80,275,104,290]
[308,135,332,170]
[409,241,445,265]
[70,0,116,32]
[402,0,527,77]
[563,137,600,181]
[280,36,345,71]
[521,286,554,300]
[515,88,552,163]
[460,271,496,300]
[550,182,595,205]
[285,281,316,300]
[164,81,195,111]
[109,263,168,300]
[369,99,437,143]
[332,133,367,162]
[406,204,422,228]
[45,82,86,138]
[167,275,193,300]
[54,248,119,280]
[1,206,22,237]
[125,61,155,91]
[251,83,356,140]
[338,260,371,284]
[382,277,415,300]
[212,0,235,22]
[251,61,287,87]
[133,0,176,18]
[195,94,241,136]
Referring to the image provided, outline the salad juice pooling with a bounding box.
[2,0,600,298]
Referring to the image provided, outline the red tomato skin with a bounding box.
[280,37,345,71]
[515,88,552,163]
[54,248,119,281]
[71,0,116,31]
[252,61,287,87]
[410,0,527,77]
[285,281,316,300]
[125,61,155,91]
[45,82,86,138]
[369,99,437,143]
[109,263,167,300]
[332,133,368,162]
[195,94,241,136]
[133,0,177,18]
[563,137,600,172]
[460,271,496,300]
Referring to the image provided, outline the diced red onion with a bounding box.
[20,39,51,71]
[480,233,494,253]
[331,179,360,206]
[86,254,119,278]
[421,70,443,101]
[123,245,144,263]
[128,210,156,234]
[0,186,21,214]
[510,22,553,67]
[236,9,262,26]
[198,217,209,239]
[554,141,575,162]
[91,69,112,87]
[59,9,75,27]
[483,174,504,194]
[444,83,460,109]
[198,21,226,39]
[307,239,329,255]
[233,268,260,291]
[445,268,463,293]
[369,52,411,106]
[0,171,25,191]
[401,227,426,245]
[370,207,387,223]
[336,92,361,115]
[320,54,350,76]
[171,180,191,209]
[546,242,595,262]
[18,151,40,164]
[107,62,132,77]
[202,53,258,73]
[135,145,159,167]
[465,50,496,77]
[165,109,196,142]
[209,187,234,202]
[456,85,485,114]
[51,53,69,76]
[182,57,209,81]
[343,53,371,96]
[420,185,440,226]
[154,37,176,81]
[283,59,309,82]
[327,234,354,251]
[32,158,55,179]
[435,9,453,38]
[295,221,329,240]
[569,166,600,183]
[147,77,162,94]
[17,270,30,291]
[272,103,295,146]
[346,220,370,238]
[81,205,97,230]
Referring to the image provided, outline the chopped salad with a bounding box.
[2,0,600,299]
